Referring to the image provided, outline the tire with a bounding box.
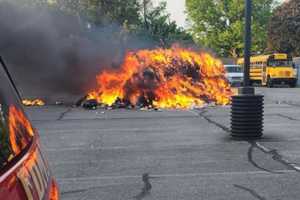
[290,81,297,88]
[249,80,253,86]
[267,76,273,88]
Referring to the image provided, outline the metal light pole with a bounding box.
[230,0,264,139]
[243,0,252,87]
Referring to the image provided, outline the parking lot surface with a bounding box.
[26,88,300,200]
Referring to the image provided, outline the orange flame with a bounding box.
[8,105,34,155]
[87,46,232,109]
[49,180,60,200]
[22,99,45,106]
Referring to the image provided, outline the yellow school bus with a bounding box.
[237,53,298,87]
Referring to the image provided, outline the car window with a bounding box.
[226,66,242,73]
[0,61,34,172]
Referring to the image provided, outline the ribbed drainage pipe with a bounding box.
[231,87,264,138]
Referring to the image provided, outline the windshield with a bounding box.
[225,66,242,73]
[0,61,34,172]
[268,60,293,67]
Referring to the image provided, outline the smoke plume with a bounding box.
[0,1,153,103]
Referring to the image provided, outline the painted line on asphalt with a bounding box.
[32,114,199,122]
[45,145,141,152]
[57,169,294,183]
[44,143,212,152]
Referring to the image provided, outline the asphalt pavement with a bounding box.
[25,88,300,200]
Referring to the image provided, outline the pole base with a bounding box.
[231,87,264,139]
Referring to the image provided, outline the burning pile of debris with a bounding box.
[22,99,45,106]
[84,46,232,109]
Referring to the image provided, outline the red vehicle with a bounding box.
[0,58,59,200]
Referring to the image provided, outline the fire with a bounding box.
[8,105,34,155]
[22,99,45,106]
[87,46,232,109]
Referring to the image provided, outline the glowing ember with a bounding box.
[87,46,232,109]
[22,99,45,106]
[8,105,34,155]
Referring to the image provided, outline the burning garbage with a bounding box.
[22,99,45,106]
[82,99,98,110]
[86,46,232,109]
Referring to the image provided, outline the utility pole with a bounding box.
[143,0,149,30]
[243,0,252,86]
[230,0,264,139]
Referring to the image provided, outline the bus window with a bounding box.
[268,60,293,67]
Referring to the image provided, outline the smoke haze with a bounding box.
[0,1,154,103]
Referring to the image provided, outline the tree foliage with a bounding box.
[186,0,275,57]
[10,0,141,26]
[9,0,193,47]
[267,0,300,56]
[52,0,141,26]
[136,2,193,47]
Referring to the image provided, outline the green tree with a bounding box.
[267,0,300,56]
[52,0,141,26]
[136,1,193,47]
[11,0,141,26]
[8,0,193,47]
[186,0,275,58]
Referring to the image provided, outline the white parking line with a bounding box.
[57,169,294,183]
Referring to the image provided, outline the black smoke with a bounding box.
[0,1,154,103]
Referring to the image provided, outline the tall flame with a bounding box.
[87,46,232,109]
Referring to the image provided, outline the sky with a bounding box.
[152,0,186,28]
